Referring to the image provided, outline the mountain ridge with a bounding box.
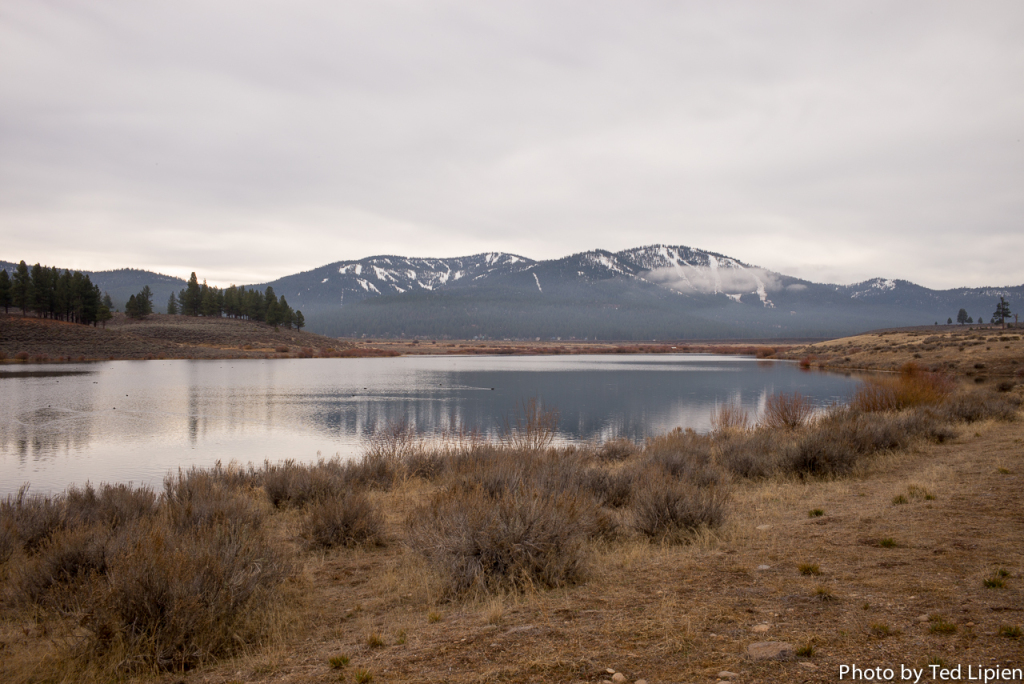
[3,245,1020,339]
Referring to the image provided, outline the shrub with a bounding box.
[275,345,289,353]
[84,517,292,672]
[595,437,637,461]
[63,482,157,529]
[1,485,64,552]
[799,563,821,575]
[300,491,386,549]
[762,392,813,430]
[11,524,109,609]
[14,351,29,361]
[501,398,559,451]
[711,404,750,432]
[406,484,591,596]
[940,392,1019,423]
[808,509,825,518]
[629,469,728,541]
[852,364,954,412]
[163,468,265,533]
[716,429,794,479]
[999,625,1022,638]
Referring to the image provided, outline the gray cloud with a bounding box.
[1,1,1022,288]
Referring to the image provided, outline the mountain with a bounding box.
[5,246,1019,339]
[249,245,1023,339]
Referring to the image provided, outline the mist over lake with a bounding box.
[0,354,862,495]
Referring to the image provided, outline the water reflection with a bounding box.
[0,355,863,494]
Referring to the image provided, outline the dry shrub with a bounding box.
[852,364,954,412]
[163,468,265,533]
[14,351,29,361]
[406,484,591,596]
[711,404,750,432]
[762,392,813,429]
[275,345,289,353]
[629,468,729,541]
[1,485,64,552]
[940,392,1019,423]
[261,458,348,508]
[643,428,724,487]
[300,491,386,549]
[502,398,559,451]
[84,518,291,672]
[63,483,157,529]
[0,519,16,566]
[595,437,637,461]
[580,467,635,508]
[755,347,776,359]
[716,429,795,479]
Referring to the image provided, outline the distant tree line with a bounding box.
[165,272,304,330]
[953,298,1014,327]
[0,260,111,326]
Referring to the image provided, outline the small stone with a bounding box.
[607,669,617,675]
[756,564,771,571]
[799,662,818,670]
[635,680,648,684]
[747,641,796,661]
[756,524,772,530]
[612,674,628,684]
[718,671,740,679]
[752,623,770,633]
[916,614,929,623]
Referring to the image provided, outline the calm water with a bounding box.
[0,355,862,495]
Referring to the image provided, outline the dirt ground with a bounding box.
[106,406,1020,684]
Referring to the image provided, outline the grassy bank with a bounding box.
[1,372,1022,683]
[0,313,392,362]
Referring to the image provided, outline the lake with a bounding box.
[0,354,863,495]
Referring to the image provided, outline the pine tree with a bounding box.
[956,308,969,325]
[295,310,305,332]
[184,272,202,316]
[102,292,114,312]
[167,291,179,315]
[12,260,31,315]
[947,317,952,325]
[126,294,140,319]
[0,269,11,314]
[138,285,154,317]
[993,297,1012,328]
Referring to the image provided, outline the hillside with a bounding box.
[0,313,352,361]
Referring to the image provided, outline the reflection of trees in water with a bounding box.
[0,408,95,462]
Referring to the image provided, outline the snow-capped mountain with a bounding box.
[241,244,1021,339]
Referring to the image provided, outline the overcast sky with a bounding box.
[1,1,1022,289]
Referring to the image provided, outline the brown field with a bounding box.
[0,313,363,361]
[2,376,1022,684]
[779,325,1024,380]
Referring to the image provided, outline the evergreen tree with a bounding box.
[968,316,974,324]
[12,260,31,315]
[295,310,305,332]
[956,308,969,324]
[102,292,114,312]
[993,297,1012,328]
[167,291,179,315]
[183,272,202,316]
[279,296,294,329]
[138,285,154,317]
[125,294,140,319]
[0,269,10,314]
[947,317,952,325]
[264,286,279,326]
[200,281,221,317]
